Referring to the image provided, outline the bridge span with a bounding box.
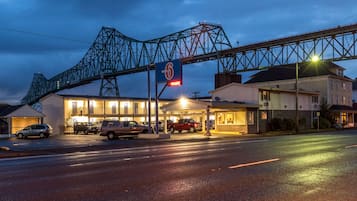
[22,22,357,104]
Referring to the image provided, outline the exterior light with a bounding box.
[109,101,118,107]
[89,100,96,107]
[311,55,320,63]
[179,96,188,109]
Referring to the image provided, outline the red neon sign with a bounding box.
[167,80,182,87]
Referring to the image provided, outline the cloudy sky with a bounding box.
[1,0,357,104]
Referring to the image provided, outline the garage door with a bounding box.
[11,117,40,134]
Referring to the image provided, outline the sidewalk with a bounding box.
[0,134,12,140]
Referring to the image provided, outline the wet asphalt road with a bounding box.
[0,131,356,201]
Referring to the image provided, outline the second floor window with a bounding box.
[72,102,77,114]
[134,103,139,114]
[312,96,319,104]
[261,91,270,101]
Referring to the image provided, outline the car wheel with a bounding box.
[178,130,182,133]
[85,130,89,135]
[39,133,45,138]
[18,133,24,139]
[107,132,115,140]
[189,127,196,133]
[169,127,174,134]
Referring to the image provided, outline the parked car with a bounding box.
[168,119,201,133]
[73,122,99,134]
[16,124,53,139]
[100,120,149,140]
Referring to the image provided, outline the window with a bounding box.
[247,111,255,125]
[134,103,139,114]
[312,96,319,104]
[216,112,246,125]
[89,101,94,114]
[123,103,129,114]
[337,69,343,76]
[72,101,77,114]
[342,96,346,104]
[111,104,117,114]
[226,113,234,124]
[342,82,346,90]
[261,90,270,101]
[261,111,268,120]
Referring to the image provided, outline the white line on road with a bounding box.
[228,158,280,169]
[0,139,269,164]
[345,144,357,149]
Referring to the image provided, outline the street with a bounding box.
[0,131,356,201]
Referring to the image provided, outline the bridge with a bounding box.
[22,22,357,104]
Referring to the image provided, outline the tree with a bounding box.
[319,98,334,124]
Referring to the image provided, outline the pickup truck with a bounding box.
[168,119,201,133]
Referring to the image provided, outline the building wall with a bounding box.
[211,83,259,104]
[60,96,171,133]
[248,75,352,106]
[41,94,65,135]
[259,90,319,111]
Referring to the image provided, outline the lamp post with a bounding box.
[295,55,320,133]
[295,62,299,133]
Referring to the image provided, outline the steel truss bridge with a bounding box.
[22,22,357,104]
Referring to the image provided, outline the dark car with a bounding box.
[74,122,99,134]
[100,120,149,140]
[16,124,53,139]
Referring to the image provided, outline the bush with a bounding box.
[299,118,306,129]
[315,117,331,129]
[282,118,295,130]
[270,118,282,130]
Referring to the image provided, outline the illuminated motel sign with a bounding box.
[156,59,182,86]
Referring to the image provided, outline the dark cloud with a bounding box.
[1,0,357,104]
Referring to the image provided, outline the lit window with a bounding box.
[226,113,234,124]
[89,100,95,114]
[261,90,270,101]
[248,111,255,125]
[134,103,139,114]
[261,111,268,120]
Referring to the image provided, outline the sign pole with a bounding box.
[147,64,152,134]
[155,66,159,134]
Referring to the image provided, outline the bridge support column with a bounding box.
[99,76,120,97]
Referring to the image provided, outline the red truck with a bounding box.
[168,119,201,133]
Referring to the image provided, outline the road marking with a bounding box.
[345,144,357,149]
[229,158,280,169]
[0,139,267,162]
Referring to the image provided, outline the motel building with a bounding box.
[1,80,323,136]
[38,82,321,136]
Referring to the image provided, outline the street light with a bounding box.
[295,55,320,133]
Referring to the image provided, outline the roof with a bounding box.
[56,94,176,101]
[211,101,259,109]
[329,105,356,111]
[209,82,257,94]
[258,87,320,95]
[245,62,348,84]
[0,105,23,116]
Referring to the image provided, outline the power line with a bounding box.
[0,27,91,44]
